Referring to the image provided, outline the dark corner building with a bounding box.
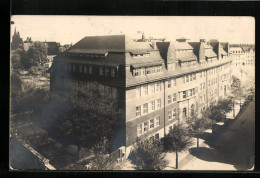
[49,34,232,161]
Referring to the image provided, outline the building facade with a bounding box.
[49,35,232,160]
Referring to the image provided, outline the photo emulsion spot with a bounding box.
[10,16,255,171]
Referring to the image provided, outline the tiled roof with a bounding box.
[125,51,164,67]
[68,35,126,53]
[68,49,108,54]
[241,45,255,52]
[220,48,227,55]
[174,41,194,50]
[176,51,197,62]
[126,59,232,87]
[203,43,213,49]
[131,61,163,68]
[205,49,217,58]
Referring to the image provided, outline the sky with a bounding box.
[10,16,255,45]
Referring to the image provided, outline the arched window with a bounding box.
[183,108,187,119]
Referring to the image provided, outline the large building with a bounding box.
[230,44,255,67]
[49,35,232,161]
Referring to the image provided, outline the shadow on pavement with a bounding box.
[190,145,253,171]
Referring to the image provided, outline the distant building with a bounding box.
[241,45,255,66]
[49,35,232,161]
[43,42,61,68]
[23,37,33,52]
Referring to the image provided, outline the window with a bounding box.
[150,101,155,111]
[150,119,154,129]
[146,67,151,74]
[168,79,171,88]
[151,66,155,73]
[200,72,202,78]
[155,116,160,126]
[84,65,87,73]
[200,96,202,103]
[150,83,155,93]
[186,75,189,82]
[155,133,159,140]
[73,64,76,71]
[172,79,176,86]
[168,110,172,120]
[134,68,140,76]
[99,67,103,76]
[200,83,202,90]
[156,66,161,72]
[142,85,148,95]
[89,66,92,74]
[193,74,196,80]
[183,91,187,99]
[192,88,195,95]
[79,65,83,73]
[168,95,172,104]
[157,99,161,109]
[111,68,116,77]
[141,68,146,75]
[143,121,149,133]
[136,87,141,97]
[156,82,161,92]
[136,106,141,116]
[173,108,177,118]
[190,89,193,96]
[190,74,193,81]
[143,103,148,114]
[137,124,142,136]
[203,82,205,89]
[105,67,109,76]
[173,93,176,102]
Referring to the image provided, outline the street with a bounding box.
[182,98,255,170]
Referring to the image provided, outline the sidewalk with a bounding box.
[164,129,212,170]
[121,99,251,170]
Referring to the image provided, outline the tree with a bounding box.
[129,137,168,170]
[11,28,23,50]
[87,137,121,170]
[186,112,211,149]
[54,82,124,158]
[21,42,48,69]
[205,99,233,123]
[162,123,193,169]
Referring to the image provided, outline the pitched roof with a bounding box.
[176,51,197,62]
[67,35,154,54]
[220,48,227,55]
[203,43,213,49]
[241,45,255,52]
[174,41,193,50]
[205,49,217,58]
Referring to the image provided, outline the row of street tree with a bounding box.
[127,74,254,170]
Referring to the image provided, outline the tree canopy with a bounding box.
[162,123,193,169]
[53,82,124,157]
[129,137,168,170]
[20,42,48,69]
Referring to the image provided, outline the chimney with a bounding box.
[142,33,145,41]
[200,39,206,43]
[152,41,157,50]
